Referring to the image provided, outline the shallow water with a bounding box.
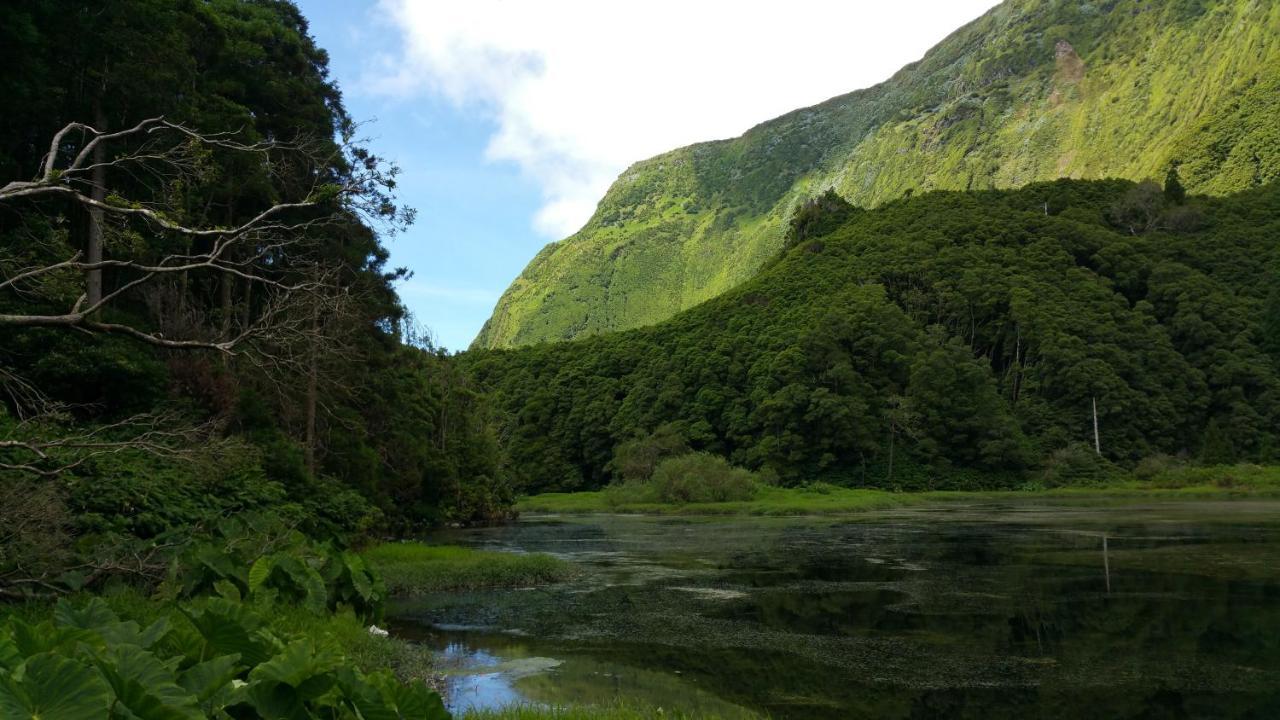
[390,501,1280,718]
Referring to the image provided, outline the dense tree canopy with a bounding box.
[0,0,507,556]
[466,179,1280,492]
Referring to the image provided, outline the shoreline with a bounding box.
[516,466,1280,516]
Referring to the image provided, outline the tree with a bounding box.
[0,117,407,474]
[1164,165,1187,205]
[1108,180,1166,234]
[884,394,920,483]
[1199,418,1235,465]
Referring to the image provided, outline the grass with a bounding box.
[259,598,437,686]
[518,484,925,516]
[518,465,1280,516]
[463,703,750,720]
[362,542,574,595]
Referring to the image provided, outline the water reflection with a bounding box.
[392,502,1280,718]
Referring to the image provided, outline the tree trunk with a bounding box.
[886,426,896,481]
[220,202,235,339]
[240,272,253,329]
[86,102,106,310]
[1092,396,1101,456]
[304,299,319,476]
[219,274,233,339]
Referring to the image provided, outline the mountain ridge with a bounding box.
[475,0,1280,349]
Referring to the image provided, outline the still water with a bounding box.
[390,501,1280,718]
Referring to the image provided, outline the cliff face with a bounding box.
[475,0,1280,349]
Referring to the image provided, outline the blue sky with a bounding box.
[298,0,1000,351]
[302,0,544,351]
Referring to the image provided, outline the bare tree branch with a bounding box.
[0,117,409,478]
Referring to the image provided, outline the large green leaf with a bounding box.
[53,597,119,630]
[272,556,328,614]
[343,552,375,603]
[248,556,276,593]
[180,599,272,666]
[136,617,173,650]
[250,639,339,699]
[93,644,204,720]
[346,671,449,720]
[0,653,113,720]
[245,681,308,720]
[53,597,172,651]
[0,634,20,673]
[177,654,242,705]
[6,618,94,656]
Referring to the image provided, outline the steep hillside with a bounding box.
[475,0,1280,349]
[466,180,1280,492]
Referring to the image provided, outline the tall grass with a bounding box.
[363,543,573,595]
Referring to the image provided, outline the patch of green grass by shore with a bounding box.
[463,702,750,720]
[518,465,1280,516]
[363,542,574,595]
[518,484,925,516]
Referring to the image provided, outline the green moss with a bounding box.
[362,542,574,594]
[477,0,1280,349]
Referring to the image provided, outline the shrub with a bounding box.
[0,480,72,598]
[1133,453,1184,481]
[609,424,689,482]
[649,452,760,503]
[1041,443,1117,487]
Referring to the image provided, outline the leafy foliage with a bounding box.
[466,180,1280,492]
[0,0,509,546]
[166,516,386,624]
[0,596,449,720]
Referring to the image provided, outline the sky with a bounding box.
[299,0,1002,351]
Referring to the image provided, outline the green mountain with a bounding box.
[475,0,1280,349]
[466,179,1280,492]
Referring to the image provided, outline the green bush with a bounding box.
[649,453,760,504]
[609,424,689,482]
[1041,443,1119,487]
[1133,453,1185,481]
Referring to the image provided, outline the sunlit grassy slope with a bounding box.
[475,0,1280,349]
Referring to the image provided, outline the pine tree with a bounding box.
[1164,165,1187,205]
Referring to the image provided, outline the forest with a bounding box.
[467,178,1280,493]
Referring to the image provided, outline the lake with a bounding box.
[389,501,1280,718]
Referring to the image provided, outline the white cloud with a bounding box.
[371,0,1001,238]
